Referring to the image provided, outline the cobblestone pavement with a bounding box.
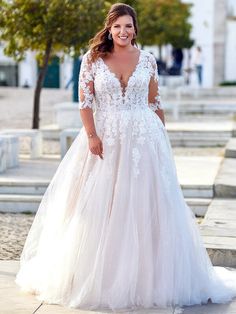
[0,213,35,260]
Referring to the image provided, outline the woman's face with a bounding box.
[109,15,135,48]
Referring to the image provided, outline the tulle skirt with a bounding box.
[15,108,236,311]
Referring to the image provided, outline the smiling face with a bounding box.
[109,15,136,48]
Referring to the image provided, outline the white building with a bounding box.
[183,0,236,87]
[0,43,72,89]
[0,0,236,88]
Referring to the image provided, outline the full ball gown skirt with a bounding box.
[15,50,236,311]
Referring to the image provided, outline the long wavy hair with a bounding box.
[89,3,138,62]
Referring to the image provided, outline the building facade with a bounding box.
[183,0,236,87]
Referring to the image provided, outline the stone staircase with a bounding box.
[0,173,212,215]
[167,121,234,147]
[0,179,48,212]
[0,157,57,212]
[169,130,231,147]
[200,135,236,267]
[225,138,236,158]
[200,199,236,267]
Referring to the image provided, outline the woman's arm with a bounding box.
[79,53,103,159]
[148,55,165,126]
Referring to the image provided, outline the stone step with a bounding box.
[0,177,213,198]
[166,121,233,132]
[164,103,236,114]
[169,132,231,138]
[200,199,236,267]
[0,194,41,212]
[181,184,213,198]
[168,132,231,146]
[167,122,233,147]
[225,138,236,158]
[0,179,49,195]
[170,138,228,147]
[0,193,210,214]
[161,86,236,98]
[186,197,211,216]
[214,158,236,198]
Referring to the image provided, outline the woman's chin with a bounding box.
[114,40,132,47]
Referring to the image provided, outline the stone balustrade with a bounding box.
[0,135,19,173]
[0,129,42,159]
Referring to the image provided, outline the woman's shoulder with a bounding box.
[81,50,92,62]
[139,50,157,69]
[82,50,102,67]
[81,50,98,68]
[140,49,156,61]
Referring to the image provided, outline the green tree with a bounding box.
[135,0,193,58]
[0,0,109,129]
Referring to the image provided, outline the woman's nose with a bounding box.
[119,27,127,34]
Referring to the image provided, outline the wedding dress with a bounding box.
[15,49,236,311]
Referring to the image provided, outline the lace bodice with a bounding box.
[78,49,162,112]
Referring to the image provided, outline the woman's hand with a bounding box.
[88,135,103,159]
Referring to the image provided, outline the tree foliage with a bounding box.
[0,0,110,128]
[0,0,109,61]
[0,0,193,128]
[135,0,193,49]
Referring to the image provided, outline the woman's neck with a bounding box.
[112,44,136,54]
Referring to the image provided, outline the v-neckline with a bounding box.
[100,49,142,97]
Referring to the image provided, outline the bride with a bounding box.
[16,3,236,311]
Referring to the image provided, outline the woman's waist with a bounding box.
[95,106,151,115]
[94,107,163,128]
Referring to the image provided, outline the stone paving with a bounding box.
[0,87,71,129]
[1,261,236,314]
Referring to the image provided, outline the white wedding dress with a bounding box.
[16,49,236,311]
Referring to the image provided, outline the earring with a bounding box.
[108,33,113,40]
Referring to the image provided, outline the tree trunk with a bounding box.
[32,40,52,129]
[186,49,192,85]
[158,45,162,61]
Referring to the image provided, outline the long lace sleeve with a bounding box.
[148,54,163,111]
[78,52,95,110]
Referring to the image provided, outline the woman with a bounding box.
[16,3,236,311]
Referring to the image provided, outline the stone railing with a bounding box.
[0,135,19,173]
[0,129,42,159]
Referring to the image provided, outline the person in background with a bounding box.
[193,46,204,86]
[171,48,183,75]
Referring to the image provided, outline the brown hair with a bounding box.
[89,3,138,62]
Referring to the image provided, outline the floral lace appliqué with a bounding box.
[78,50,165,178]
[132,147,141,178]
[78,52,94,110]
